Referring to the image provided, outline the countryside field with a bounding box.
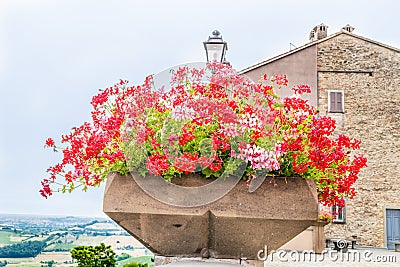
[0,232,153,266]
[0,215,154,266]
[1,254,154,266]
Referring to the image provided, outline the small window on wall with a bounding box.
[328,91,344,113]
[332,204,346,224]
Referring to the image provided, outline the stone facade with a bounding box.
[317,33,400,247]
[242,28,400,248]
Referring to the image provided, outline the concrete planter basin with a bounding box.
[103,172,318,260]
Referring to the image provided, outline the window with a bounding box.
[328,91,344,113]
[332,204,346,224]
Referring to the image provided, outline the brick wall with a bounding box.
[317,33,400,247]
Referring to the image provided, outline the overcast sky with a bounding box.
[1,0,399,218]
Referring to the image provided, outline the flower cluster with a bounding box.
[235,144,282,171]
[41,62,367,210]
[318,210,333,223]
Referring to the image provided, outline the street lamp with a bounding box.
[203,30,228,63]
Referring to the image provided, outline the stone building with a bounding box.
[241,23,400,249]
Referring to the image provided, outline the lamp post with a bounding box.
[203,30,228,63]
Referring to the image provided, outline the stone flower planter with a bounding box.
[103,172,318,260]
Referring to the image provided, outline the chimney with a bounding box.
[309,23,328,42]
[342,24,355,33]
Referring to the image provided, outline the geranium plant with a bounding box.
[41,62,367,209]
[318,210,334,223]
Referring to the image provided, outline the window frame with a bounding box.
[332,202,346,224]
[327,90,344,113]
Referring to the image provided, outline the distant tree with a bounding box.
[40,260,55,267]
[70,243,116,267]
[116,252,131,261]
[0,240,46,257]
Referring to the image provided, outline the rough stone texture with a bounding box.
[103,172,318,259]
[242,31,400,249]
[316,33,400,247]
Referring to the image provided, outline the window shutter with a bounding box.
[332,204,346,223]
[335,92,343,112]
[330,92,336,111]
[329,92,343,112]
